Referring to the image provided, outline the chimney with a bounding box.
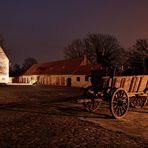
[80,54,90,65]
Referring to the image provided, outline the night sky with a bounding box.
[1,0,148,65]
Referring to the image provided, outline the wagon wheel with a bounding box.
[83,99,101,112]
[130,96,137,108]
[110,88,129,119]
[139,96,147,108]
[83,86,101,112]
[130,96,147,108]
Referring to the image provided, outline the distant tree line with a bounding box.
[1,33,148,77]
[64,33,148,76]
[9,57,38,77]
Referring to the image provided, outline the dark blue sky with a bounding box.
[1,0,148,65]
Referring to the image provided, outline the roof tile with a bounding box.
[24,57,102,75]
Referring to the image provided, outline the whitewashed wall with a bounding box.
[18,74,91,87]
[71,75,91,87]
[0,47,9,83]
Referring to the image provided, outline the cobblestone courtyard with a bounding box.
[0,85,147,147]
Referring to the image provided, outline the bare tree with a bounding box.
[85,33,124,67]
[9,64,22,77]
[127,39,148,74]
[133,39,148,54]
[22,57,38,73]
[64,38,95,64]
[64,33,124,74]
[64,39,85,59]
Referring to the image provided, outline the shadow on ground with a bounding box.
[0,95,147,120]
[0,96,113,120]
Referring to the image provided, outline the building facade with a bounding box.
[18,57,101,87]
[0,47,9,83]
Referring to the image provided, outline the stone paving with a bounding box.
[0,85,147,147]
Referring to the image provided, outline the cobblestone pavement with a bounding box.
[0,85,147,148]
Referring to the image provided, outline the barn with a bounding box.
[0,47,9,83]
[18,56,102,87]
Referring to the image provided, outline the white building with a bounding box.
[18,57,102,87]
[0,47,9,83]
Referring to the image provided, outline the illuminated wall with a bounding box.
[0,47,9,83]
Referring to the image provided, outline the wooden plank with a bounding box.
[136,76,143,92]
[114,77,121,88]
[102,75,148,93]
[132,76,141,92]
[120,77,126,88]
[124,76,133,92]
[138,75,148,92]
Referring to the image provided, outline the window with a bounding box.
[76,77,80,82]
[85,76,89,81]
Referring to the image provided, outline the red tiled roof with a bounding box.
[24,64,41,75]
[24,57,84,75]
[24,57,102,76]
[73,64,102,75]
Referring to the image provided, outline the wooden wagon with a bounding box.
[79,75,148,119]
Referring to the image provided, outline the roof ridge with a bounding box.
[40,57,84,65]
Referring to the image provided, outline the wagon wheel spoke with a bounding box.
[119,107,123,116]
[118,106,125,117]
[113,100,118,104]
[114,95,118,99]
[118,107,122,116]
[138,96,147,108]
[141,96,147,108]
[130,96,137,108]
[122,94,128,100]
[116,106,119,116]
[117,91,121,99]
[121,103,128,113]
[120,90,124,97]
[122,97,128,103]
[113,103,119,114]
[121,103,127,109]
[121,105,127,113]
